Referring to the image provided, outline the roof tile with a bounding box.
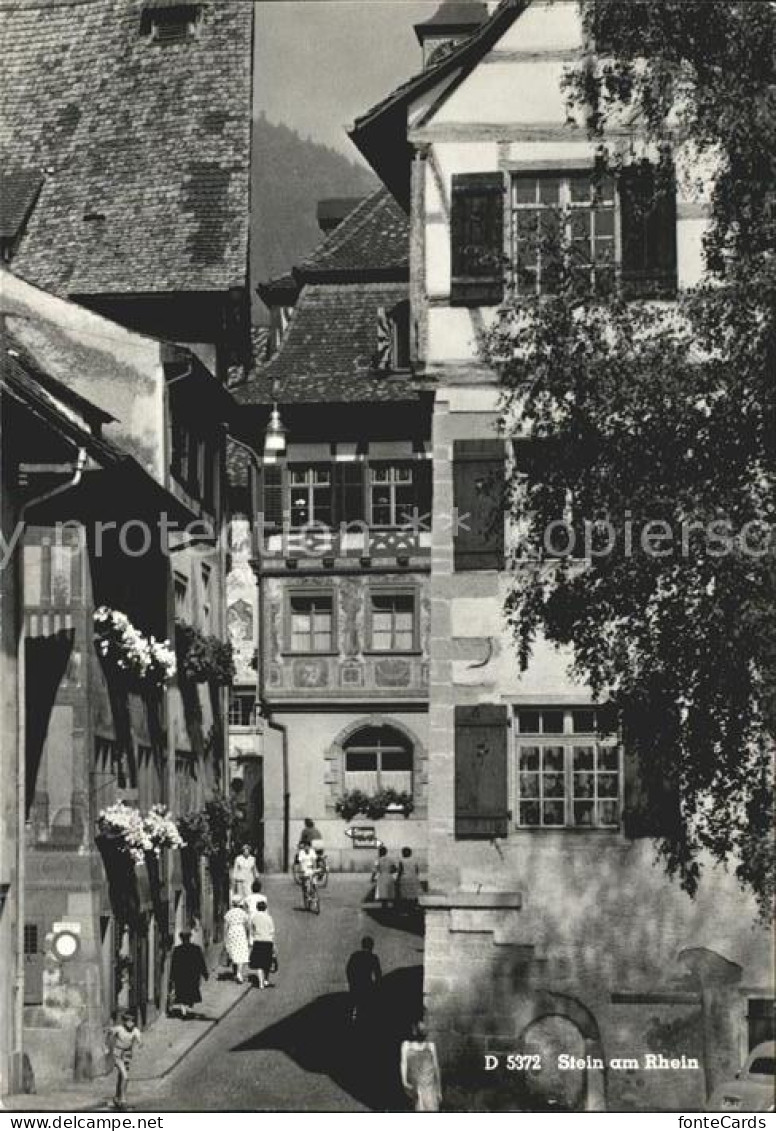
[0,0,252,296]
[234,282,414,406]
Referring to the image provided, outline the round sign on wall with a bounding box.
[52,930,80,961]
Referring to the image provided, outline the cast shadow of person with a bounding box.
[230,964,424,1111]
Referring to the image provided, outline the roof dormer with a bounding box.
[413,0,488,68]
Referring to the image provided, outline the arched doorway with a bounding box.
[518,995,606,1112]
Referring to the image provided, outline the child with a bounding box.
[106,1011,141,1110]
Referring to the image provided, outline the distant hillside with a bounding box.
[251,114,377,320]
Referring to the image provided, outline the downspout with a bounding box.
[13,447,87,1090]
[228,434,290,873]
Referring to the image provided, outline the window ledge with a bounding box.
[363,649,422,658]
[511,826,621,834]
[282,651,338,658]
[422,891,522,910]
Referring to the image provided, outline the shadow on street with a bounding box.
[230,965,424,1111]
[363,906,425,938]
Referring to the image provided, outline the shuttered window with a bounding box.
[620,162,677,298]
[335,462,365,526]
[450,173,505,306]
[511,172,616,296]
[455,705,509,839]
[452,439,505,571]
[621,692,681,838]
[259,464,284,531]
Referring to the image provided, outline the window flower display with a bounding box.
[94,607,176,689]
[143,804,185,855]
[96,801,152,865]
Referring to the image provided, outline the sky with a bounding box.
[254,0,438,164]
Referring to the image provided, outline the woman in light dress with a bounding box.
[371,844,396,906]
[400,1020,442,1112]
[223,894,250,983]
[231,843,259,901]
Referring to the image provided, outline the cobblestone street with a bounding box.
[134,875,424,1112]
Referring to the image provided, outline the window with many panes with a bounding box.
[23,923,39,956]
[289,466,332,527]
[511,172,616,296]
[289,595,333,653]
[370,593,415,651]
[229,691,257,728]
[515,707,621,829]
[343,725,413,795]
[369,464,415,527]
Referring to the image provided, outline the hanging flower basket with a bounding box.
[142,804,185,855]
[97,801,151,864]
[175,621,235,686]
[94,607,176,691]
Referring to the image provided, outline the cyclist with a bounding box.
[300,817,327,883]
[296,840,318,906]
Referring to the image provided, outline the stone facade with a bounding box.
[351,0,774,1110]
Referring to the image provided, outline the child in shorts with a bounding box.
[106,1010,141,1110]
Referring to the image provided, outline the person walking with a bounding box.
[401,1020,442,1112]
[169,929,208,1018]
[248,897,276,989]
[372,844,396,907]
[231,843,259,901]
[345,935,382,1025]
[243,878,266,917]
[223,894,250,983]
[106,1011,141,1111]
[397,846,421,914]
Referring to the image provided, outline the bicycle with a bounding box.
[301,873,320,914]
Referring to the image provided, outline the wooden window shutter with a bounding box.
[455,704,509,839]
[621,698,681,838]
[260,464,284,530]
[620,162,677,299]
[453,439,505,571]
[414,459,432,526]
[450,172,505,306]
[335,462,365,525]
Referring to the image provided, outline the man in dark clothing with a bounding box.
[169,930,208,1018]
[346,935,382,1025]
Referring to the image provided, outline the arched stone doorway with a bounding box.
[518,994,606,1111]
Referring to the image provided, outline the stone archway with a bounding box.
[518,994,606,1112]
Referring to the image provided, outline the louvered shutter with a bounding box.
[620,163,677,299]
[259,465,284,531]
[621,696,681,838]
[450,173,505,306]
[455,704,509,839]
[335,462,365,525]
[453,439,505,571]
[414,459,432,529]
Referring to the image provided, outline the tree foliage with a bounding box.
[488,0,775,913]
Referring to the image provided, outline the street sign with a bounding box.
[344,826,380,849]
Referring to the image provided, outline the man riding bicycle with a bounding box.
[296,841,319,905]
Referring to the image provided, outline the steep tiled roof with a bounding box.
[0,171,44,242]
[350,0,525,202]
[233,282,414,406]
[298,188,409,279]
[0,0,252,296]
